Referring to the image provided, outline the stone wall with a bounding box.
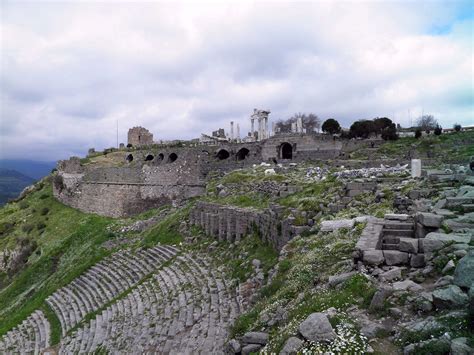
[189,201,310,250]
[128,127,153,147]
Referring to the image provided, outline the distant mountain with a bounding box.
[0,169,36,205]
[0,160,56,180]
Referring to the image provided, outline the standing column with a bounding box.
[230,121,234,141]
[251,118,255,136]
[237,123,240,141]
[264,116,268,139]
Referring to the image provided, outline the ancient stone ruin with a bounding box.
[127,126,154,147]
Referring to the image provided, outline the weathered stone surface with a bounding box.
[417,212,444,228]
[369,287,393,312]
[241,344,263,355]
[450,337,473,355]
[299,312,336,342]
[280,336,303,355]
[432,285,469,309]
[393,280,423,292]
[385,213,409,221]
[442,260,455,274]
[421,233,471,253]
[320,219,355,232]
[328,272,356,287]
[410,254,426,268]
[399,238,418,253]
[383,250,409,265]
[242,331,269,345]
[227,339,241,354]
[363,250,385,265]
[379,267,401,282]
[453,251,474,288]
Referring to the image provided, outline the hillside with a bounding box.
[0,132,473,354]
[0,160,56,180]
[0,169,35,205]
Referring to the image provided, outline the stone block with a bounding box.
[385,214,409,221]
[432,285,469,309]
[417,212,444,228]
[363,250,385,266]
[299,313,336,342]
[420,233,471,253]
[399,238,418,253]
[411,159,421,178]
[320,219,355,232]
[411,254,426,268]
[383,250,409,265]
[453,251,474,288]
[242,332,269,345]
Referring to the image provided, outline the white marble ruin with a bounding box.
[250,109,270,141]
[411,159,422,178]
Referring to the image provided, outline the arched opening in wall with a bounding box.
[236,148,250,161]
[157,153,164,162]
[168,153,178,163]
[216,149,230,160]
[145,154,154,161]
[126,154,134,163]
[281,143,293,159]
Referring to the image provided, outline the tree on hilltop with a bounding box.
[453,123,461,132]
[275,113,321,133]
[349,120,376,138]
[416,115,438,133]
[321,118,341,135]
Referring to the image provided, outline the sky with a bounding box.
[1,0,473,161]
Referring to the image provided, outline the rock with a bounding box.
[328,272,356,287]
[264,168,276,175]
[410,254,426,268]
[385,213,409,221]
[280,337,303,355]
[404,338,451,355]
[393,280,423,292]
[299,312,336,342]
[421,233,471,253]
[399,238,418,254]
[435,275,454,288]
[417,212,444,228]
[442,260,455,274]
[455,249,468,258]
[379,267,402,282]
[252,259,261,269]
[320,219,355,232]
[432,285,469,309]
[241,344,262,355]
[383,250,409,265]
[218,189,229,197]
[227,339,241,354]
[363,250,385,265]
[369,287,393,312]
[453,251,474,288]
[242,331,269,345]
[450,337,473,355]
[360,322,385,339]
[389,307,403,318]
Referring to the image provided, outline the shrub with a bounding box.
[453,123,461,132]
[415,129,422,139]
[321,118,341,135]
[40,207,50,216]
[37,222,47,231]
[0,222,14,236]
[18,201,29,210]
[39,194,49,200]
[434,125,442,136]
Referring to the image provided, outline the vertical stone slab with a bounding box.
[411,159,421,178]
[227,209,236,243]
[218,209,226,241]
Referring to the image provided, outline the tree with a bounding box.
[381,123,399,140]
[321,118,341,135]
[416,115,438,132]
[453,123,461,132]
[415,128,422,139]
[275,113,321,133]
[373,117,394,136]
[349,120,376,138]
[434,124,442,136]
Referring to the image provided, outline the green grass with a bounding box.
[141,205,190,246]
[41,303,61,345]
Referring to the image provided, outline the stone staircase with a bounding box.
[0,310,50,355]
[381,218,415,251]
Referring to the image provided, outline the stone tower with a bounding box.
[127,127,153,147]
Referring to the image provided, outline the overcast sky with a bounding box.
[1,0,473,161]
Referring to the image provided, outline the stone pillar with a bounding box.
[264,116,268,139]
[236,123,240,141]
[251,118,255,135]
[230,121,234,141]
[411,159,421,178]
[297,117,303,133]
[291,122,296,133]
[218,210,226,241]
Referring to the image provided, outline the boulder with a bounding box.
[417,212,444,228]
[241,344,262,355]
[393,280,423,292]
[363,250,385,265]
[442,260,455,274]
[242,331,269,345]
[453,251,474,288]
[227,339,241,354]
[280,337,303,355]
[421,233,471,253]
[450,337,473,355]
[379,267,401,282]
[328,272,356,287]
[299,312,336,342]
[369,287,393,312]
[432,285,469,309]
[410,254,426,268]
[383,250,409,265]
[320,219,355,232]
[399,238,418,253]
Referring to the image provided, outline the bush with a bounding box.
[39,194,49,200]
[21,224,34,234]
[415,129,422,139]
[0,222,14,236]
[18,201,29,210]
[321,118,341,135]
[453,123,461,132]
[37,222,47,231]
[40,207,50,216]
[434,125,442,136]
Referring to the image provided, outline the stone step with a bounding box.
[383,221,414,230]
[382,243,400,251]
[462,204,474,212]
[382,229,414,237]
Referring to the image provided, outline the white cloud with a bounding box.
[0,0,472,161]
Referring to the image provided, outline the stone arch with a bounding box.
[216,149,230,160]
[145,154,154,161]
[157,153,164,161]
[280,142,293,159]
[168,153,178,163]
[126,154,134,163]
[236,148,250,161]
